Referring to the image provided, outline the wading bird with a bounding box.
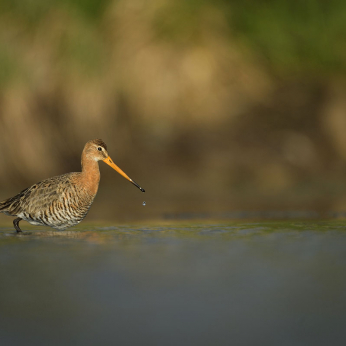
[0,139,145,233]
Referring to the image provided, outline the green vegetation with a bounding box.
[1,0,346,82]
[153,0,346,76]
[229,0,346,75]
[0,0,110,23]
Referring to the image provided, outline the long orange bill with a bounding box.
[103,156,145,192]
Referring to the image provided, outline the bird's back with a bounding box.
[0,172,96,230]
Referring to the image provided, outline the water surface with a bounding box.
[0,220,346,345]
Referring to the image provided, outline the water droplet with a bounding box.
[142,201,146,206]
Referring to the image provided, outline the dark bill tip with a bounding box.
[131,179,145,192]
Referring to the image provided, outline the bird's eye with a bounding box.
[97,147,102,151]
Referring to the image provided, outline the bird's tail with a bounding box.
[0,186,30,216]
[0,198,11,211]
[0,195,20,215]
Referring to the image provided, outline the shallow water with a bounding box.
[1,220,346,346]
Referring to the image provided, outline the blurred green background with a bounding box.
[1,0,346,221]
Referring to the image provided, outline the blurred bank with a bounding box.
[1,0,346,220]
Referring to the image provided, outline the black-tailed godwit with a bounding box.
[0,139,144,233]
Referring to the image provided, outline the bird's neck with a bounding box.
[80,153,100,196]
